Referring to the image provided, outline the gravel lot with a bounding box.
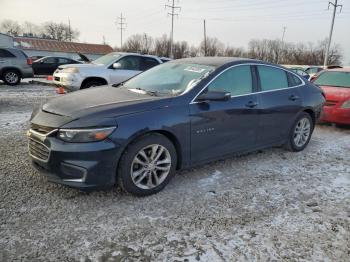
[0,83,349,261]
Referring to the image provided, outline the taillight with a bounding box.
[27,58,33,65]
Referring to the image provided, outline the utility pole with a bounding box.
[165,0,181,58]
[68,18,72,42]
[116,13,127,49]
[277,26,286,64]
[324,0,342,68]
[204,19,207,56]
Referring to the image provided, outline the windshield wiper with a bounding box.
[132,87,161,96]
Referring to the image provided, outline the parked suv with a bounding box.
[0,48,34,85]
[53,52,162,91]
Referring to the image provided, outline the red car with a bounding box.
[312,68,350,125]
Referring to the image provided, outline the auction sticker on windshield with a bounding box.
[184,66,206,73]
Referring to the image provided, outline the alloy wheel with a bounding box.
[130,144,172,190]
[293,117,311,147]
[5,72,19,84]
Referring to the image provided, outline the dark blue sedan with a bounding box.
[28,57,325,196]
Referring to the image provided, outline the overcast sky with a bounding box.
[1,0,349,63]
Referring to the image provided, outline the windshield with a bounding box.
[124,62,215,95]
[314,71,350,88]
[92,53,121,65]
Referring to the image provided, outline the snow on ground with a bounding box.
[0,83,349,261]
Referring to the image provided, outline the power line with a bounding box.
[165,0,181,58]
[324,0,343,67]
[116,13,127,48]
[204,19,207,56]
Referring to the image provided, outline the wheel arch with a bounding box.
[303,108,316,125]
[1,67,22,78]
[116,129,183,174]
[81,76,108,88]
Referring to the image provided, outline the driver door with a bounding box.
[189,65,260,164]
[109,55,142,85]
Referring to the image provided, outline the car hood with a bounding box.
[42,86,162,117]
[320,85,350,101]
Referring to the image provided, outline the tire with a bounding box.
[117,133,177,196]
[3,70,21,85]
[285,112,314,152]
[81,80,104,89]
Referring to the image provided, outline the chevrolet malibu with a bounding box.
[28,57,325,196]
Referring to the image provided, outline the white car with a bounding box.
[53,52,162,91]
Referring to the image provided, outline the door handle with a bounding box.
[289,95,300,101]
[245,101,258,108]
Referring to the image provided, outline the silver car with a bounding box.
[0,47,34,85]
[53,52,162,91]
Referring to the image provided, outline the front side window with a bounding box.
[58,58,69,63]
[314,71,350,88]
[258,66,289,91]
[92,53,121,66]
[124,62,214,96]
[117,56,141,70]
[207,65,253,96]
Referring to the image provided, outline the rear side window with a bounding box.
[257,66,289,91]
[44,57,57,63]
[208,65,253,96]
[141,57,159,71]
[0,49,15,58]
[58,58,70,63]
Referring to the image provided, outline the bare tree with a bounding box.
[22,21,41,37]
[154,34,170,57]
[200,37,224,56]
[41,22,79,41]
[122,34,154,54]
[224,46,246,57]
[0,19,22,36]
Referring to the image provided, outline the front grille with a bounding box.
[30,124,56,136]
[325,100,338,107]
[29,138,50,161]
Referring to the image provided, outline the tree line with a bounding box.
[119,33,343,65]
[0,19,80,42]
[0,19,342,65]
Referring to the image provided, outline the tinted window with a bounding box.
[58,58,70,63]
[290,73,302,86]
[44,57,57,64]
[0,49,15,58]
[141,57,159,71]
[314,71,350,88]
[257,66,288,91]
[208,65,253,96]
[117,56,141,70]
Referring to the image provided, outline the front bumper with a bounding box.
[53,72,82,91]
[320,106,350,125]
[28,130,122,189]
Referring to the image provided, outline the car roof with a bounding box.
[325,68,350,72]
[169,57,257,67]
[108,52,161,60]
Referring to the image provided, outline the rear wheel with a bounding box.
[3,70,21,85]
[117,134,177,196]
[285,112,314,152]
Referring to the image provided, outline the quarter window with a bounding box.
[207,65,253,96]
[290,73,302,86]
[257,66,289,91]
[44,57,57,64]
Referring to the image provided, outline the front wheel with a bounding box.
[117,134,177,196]
[285,112,314,152]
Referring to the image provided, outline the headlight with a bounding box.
[341,100,350,108]
[57,127,116,143]
[62,67,79,73]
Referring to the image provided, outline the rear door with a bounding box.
[140,57,160,71]
[256,65,303,145]
[190,64,260,164]
[109,55,142,85]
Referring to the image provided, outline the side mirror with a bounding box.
[112,62,122,69]
[197,91,231,102]
[40,60,45,64]
[310,75,317,82]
